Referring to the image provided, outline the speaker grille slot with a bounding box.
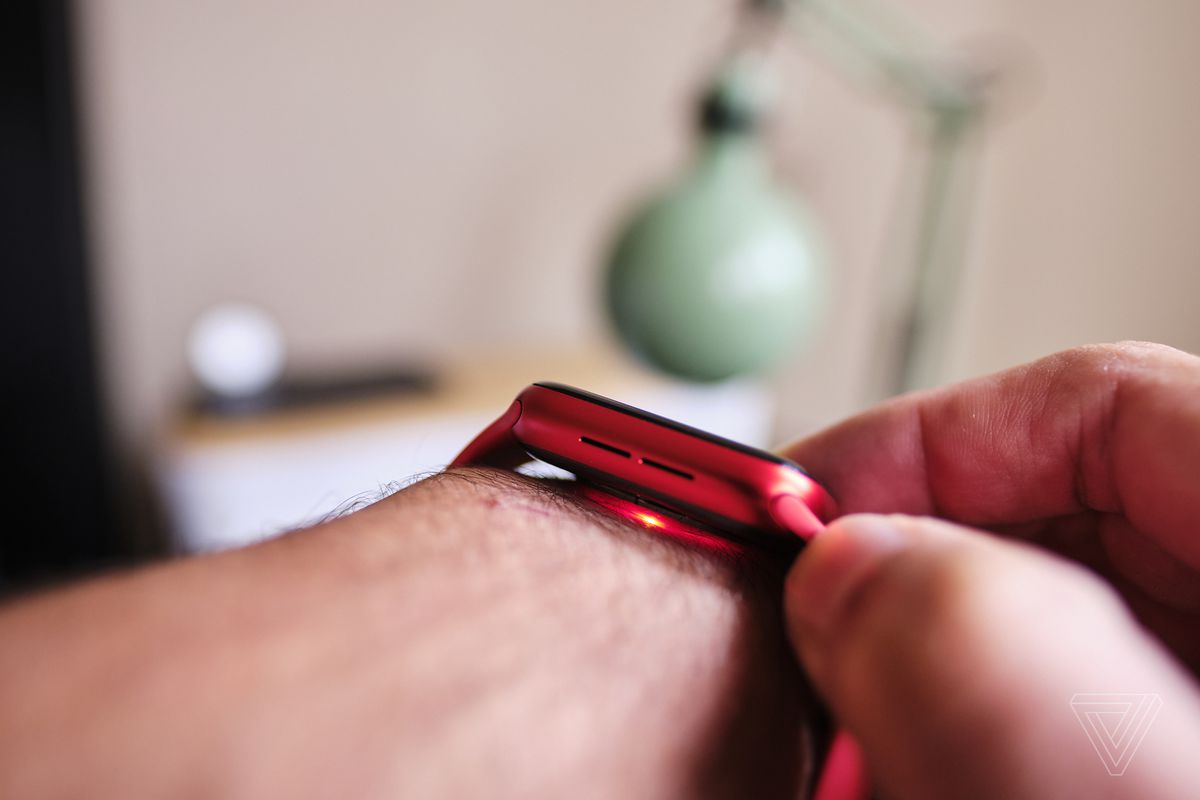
[639,458,694,481]
[579,436,631,458]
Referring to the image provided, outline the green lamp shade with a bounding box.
[605,134,828,382]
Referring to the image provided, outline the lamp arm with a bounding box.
[754,0,990,394]
[776,0,979,111]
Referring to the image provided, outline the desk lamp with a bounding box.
[604,0,990,395]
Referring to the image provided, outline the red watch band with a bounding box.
[450,400,529,470]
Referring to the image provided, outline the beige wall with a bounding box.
[952,0,1200,380]
[77,0,1200,447]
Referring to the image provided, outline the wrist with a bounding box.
[347,468,823,797]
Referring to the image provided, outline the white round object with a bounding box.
[187,303,286,398]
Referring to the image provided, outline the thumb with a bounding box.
[785,514,1200,800]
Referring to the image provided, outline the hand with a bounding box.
[783,342,1200,799]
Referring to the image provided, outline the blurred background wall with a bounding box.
[18,0,1187,559]
[76,0,1200,449]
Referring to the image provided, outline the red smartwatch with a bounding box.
[450,382,835,548]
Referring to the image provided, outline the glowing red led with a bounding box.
[573,484,743,556]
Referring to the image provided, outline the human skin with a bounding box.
[0,470,821,799]
[783,342,1200,799]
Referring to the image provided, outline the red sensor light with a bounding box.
[575,484,743,556]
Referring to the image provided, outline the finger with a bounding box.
[782,341,1200,572]
[786,513,1200,800]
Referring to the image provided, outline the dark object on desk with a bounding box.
[192,367,439,417]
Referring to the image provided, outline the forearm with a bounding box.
[0,470,818,799]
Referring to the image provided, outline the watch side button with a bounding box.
[769,493,824,540]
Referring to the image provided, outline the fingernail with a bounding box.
[787,514,910,640]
